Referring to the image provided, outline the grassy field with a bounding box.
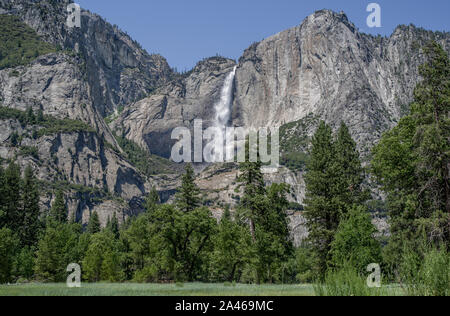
[0,283,316,296]
[0,283,404,296]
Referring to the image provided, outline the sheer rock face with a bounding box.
[232,10,450,150]
[0,119,146,225]
[113,57,237,158]
[0,0,174,117]
[0,53,117,146]
[0,0,164,224]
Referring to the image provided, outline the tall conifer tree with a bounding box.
[175,164,201,212]
[49,189,67,224]
[20,165,41,247]
[303,122,337,274]
[87,211,101,234]
[4,162,22,231]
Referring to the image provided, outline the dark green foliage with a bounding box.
[400,243,449,296]
[292,245,319,283]
[3,162,21,232]
[106,213,120,240]
[253,184,294,283]
[20,166,41,248]
[304,121,368,275]
[288,202,304,211]
[238,157,265,242]
[334,123,369,206]
[18,146,39,160]
[279,113,318,153]
[0,228,19,283]
[280,152,310,172]
[34,222,80,282]
[83,230,124,282]
[13,247,35,280]
[279,114,318,171]
[26,107,35,125]
[37,118,95,137]
[145,186,160,213]
[87,211,101,235]
[0,14,55,70]
[372,42,450,271]
[10,132,19,147]
[48,189,67,225]
[0,106,95,137]
[175,164,201,212]
[114,133,181,176]
[237,156,294,283]
[313,262,388,296]
[329,205,382,273]
[303,122,337,274]
[125,204,217,282]
[0,166,6,228]
[210,207,253,282]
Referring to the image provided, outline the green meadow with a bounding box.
[0,283,405,297]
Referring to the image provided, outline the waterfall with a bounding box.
[212,66,237,162]
[214,66,237,128]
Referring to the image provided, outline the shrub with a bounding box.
[400,244,449,296]
[18,146,39,160]
[313,263,388,296]
[329,205,382,274]
[133,265,158,283]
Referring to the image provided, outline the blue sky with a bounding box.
[77,0,450,71]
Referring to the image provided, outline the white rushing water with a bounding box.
[214,66,237,128]
[212,66,237,162]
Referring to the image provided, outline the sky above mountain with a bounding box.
[77,0,450,71]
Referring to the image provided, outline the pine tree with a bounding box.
[175,164,201,212]
[36,107,44,123]
[26,106,35,124]
[0,166,6,228]
[303,122,338,274]
[0,228,19,283]
[238,157,265,242]
[82,230,124,282]
[210,206,253,282]
[4,162,22,231]
[145,186,160,213]
[253,183,294,283]
[107,212,120,239]
[304,121,368,275]
[20,165,41,248]
[35,223,79,282]
[49,189,67,224]
[10,132,19,147]
[87,211,101,234]
[372,42,450,269]
[334,122,368,208]
[412,42,450,215]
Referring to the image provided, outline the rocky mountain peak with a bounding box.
[302,9,354,30]
[0,0,174,117]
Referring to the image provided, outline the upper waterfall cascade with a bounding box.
[212,66,237,162]
[214,66,237,128]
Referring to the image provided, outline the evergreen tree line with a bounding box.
[0,42,448,295]
[302,42,449,295]
[0,161,296,284]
